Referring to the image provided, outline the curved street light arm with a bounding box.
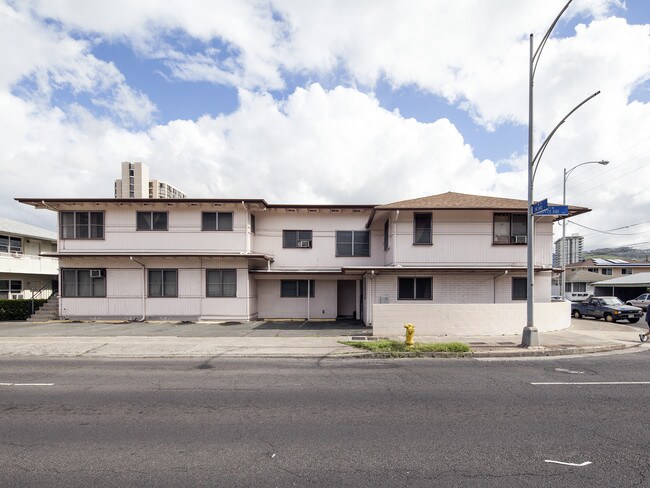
[531,90,601,181]
[532,0,574,79]
[565,160,609,181]
[532,121,565,182]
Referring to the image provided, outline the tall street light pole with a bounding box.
[561,160,609,297]
[523,0,601,347]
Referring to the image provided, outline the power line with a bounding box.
[566,219,650,236]
[569,150,650,199]
[536,136,650,196]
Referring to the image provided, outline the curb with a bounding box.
[0,343,639,360]
[332,342,640,359]
[469,342,636,358]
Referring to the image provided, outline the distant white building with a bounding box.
[553,233,584,267]
[0,217,58,299]
[114,162,186,199]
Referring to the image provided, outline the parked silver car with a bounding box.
[625,293,650,311]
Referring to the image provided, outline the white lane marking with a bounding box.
[554,368,583,374]
[532,381,650,385]
[0,383,54,386]
[476,347,649,361]
[545,460,592,467]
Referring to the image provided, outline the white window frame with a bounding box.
[202,212,234,231]
[60,269,106,297]
[206,269,237,297]
[335,231,370,257]
[397,277,432,300]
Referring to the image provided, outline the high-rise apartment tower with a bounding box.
[553,233,584,267]
[114,162,186,199]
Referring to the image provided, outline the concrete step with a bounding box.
[27,295,59,322]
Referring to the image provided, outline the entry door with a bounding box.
[337,281,356,318]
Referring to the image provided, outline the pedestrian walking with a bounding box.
[640,310,650,343]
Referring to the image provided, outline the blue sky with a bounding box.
[77,0,647,162]
[1,0,649,249]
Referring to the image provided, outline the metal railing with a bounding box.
[31,280,57,315]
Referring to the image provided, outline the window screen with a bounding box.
[398,278,432,300]
[206,269,237,297]
[280,280,315,297]
[283,230,313,248]
[414,213,432,244]
[512,277,527,300]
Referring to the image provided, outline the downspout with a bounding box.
[241,201,249,253]
[493,270,509,303]
[241,201,250,320]
[393,211,399,266]
[130,257,146,322]
[368,270,375,325]
[42,200,63,318]
[307,278,310,321]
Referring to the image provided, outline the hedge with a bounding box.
[0,299,47,321]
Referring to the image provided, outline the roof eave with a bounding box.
[15,198,270,210]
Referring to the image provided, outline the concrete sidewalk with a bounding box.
[0,319,646,358]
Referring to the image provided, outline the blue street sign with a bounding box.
[535,205,569,216]
[531,198,548,215]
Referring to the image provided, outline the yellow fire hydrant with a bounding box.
[404,323,415,347]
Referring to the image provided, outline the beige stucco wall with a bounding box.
[388,210,554,267]
[257,278,338,319]
[368,272,552,304]
[57,204,248,253]
[372,301,570,337]
[58,256,251,320]
[251,208,382,269]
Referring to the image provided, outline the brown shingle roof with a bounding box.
[564,269,603,283]
[377,192,539,210]
[365,191,590,228]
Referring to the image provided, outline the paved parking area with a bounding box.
[0,319,370,338]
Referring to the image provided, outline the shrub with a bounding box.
[0,299,47,321]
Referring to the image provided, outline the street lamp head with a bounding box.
[580,160,609,166]
[565,159,609,178]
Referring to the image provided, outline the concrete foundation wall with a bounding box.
[372,301,570,337]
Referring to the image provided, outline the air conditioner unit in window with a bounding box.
[513,236,528,244]
[90,269,103,278]
[11,294,23,300]
[298,240,311,248]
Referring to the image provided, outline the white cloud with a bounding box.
[0,2,156,126]
[128,84,496,203]
[0,83,500,223]
[1,0,649,250]
[20,1,647,130]
[26,0,287,90]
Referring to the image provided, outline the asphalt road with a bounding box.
[1,351,649,487]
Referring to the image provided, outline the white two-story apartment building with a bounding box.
[17,192,585,335]
[0,217,58,299]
